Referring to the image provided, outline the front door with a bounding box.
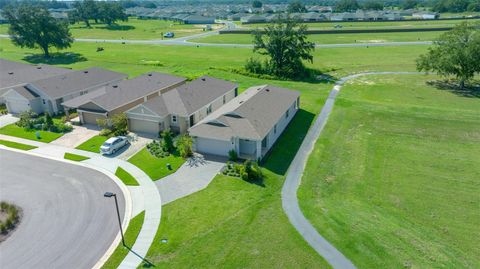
[189,115,195,127]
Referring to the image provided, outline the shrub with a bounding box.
[228,149,238,161]
[146,140,170,158]
[160,129,174,152]
[99,128,113,137]
[16,110,37,129]
[97,113,128,137]
[245,57,264,74]
[176,134,193,158]
[44,112,54,129]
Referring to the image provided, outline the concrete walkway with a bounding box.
[0,114,19,128]
[0,134,162,269]
[282,72,424,269]
[156,154,225,205]
[50,124,100,148]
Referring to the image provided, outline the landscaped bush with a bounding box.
[0,202,21,235]
[146,140,170,158]
[0,104,7,115]
[222,160,263,181]
[176,134,193,158]
[16,110,38,129]
[97,113,128,137]
[15,111,72,133]
[160,129,174,152]
[228,149,238,161]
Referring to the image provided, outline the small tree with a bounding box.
[363,1,384,10]
[287,1,307,13]
[176,134,193,158]
[44,112,54,129]
[111,113,128,136]
[160,129,174,152]
[228,149,238,161]
[16,110,37,129]
[252,0,263,8]
[97,2,128,25]
[334,0,360,12]
[250,16,315,79]
[2,4,73,58]
[416,22,480,89]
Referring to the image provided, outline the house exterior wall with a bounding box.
[189,88,236,127]
[81,111,106,125]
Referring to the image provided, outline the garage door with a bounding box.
[129,119,160,136]
[82,112,105,125]
[6,99,29,114]
[195,137,231,157]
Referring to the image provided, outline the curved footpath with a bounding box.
[282,71,424,269]
[0,135,161,269]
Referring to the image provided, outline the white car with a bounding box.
[100,136,129,155]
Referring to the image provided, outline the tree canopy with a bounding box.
[287,1,307,13]
[335,0,360,12]
[2,4,73,58]
[363,1,384,10]
[252,0,263,8]
[69,0,127,27]
[416,22,480,88]
[247,16,315,79]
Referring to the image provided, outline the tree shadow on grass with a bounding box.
[427,79,480,98]
[23,52,87,65]
[261,109,316,176]
[98,24,135,31]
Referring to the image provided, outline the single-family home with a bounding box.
[189,85,300,160]
[63,72,186,125]
[0,59,72,104]
[182,15,216,24]
[3,67,126,115]
[241,14,267,23]
[126,76,238,135]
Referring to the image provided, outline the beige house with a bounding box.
[63,72,186,125]
[189,85,300,160]
[126,76,238,136]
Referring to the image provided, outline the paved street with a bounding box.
[0,150,125,269]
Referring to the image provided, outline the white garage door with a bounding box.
[129,119,160,136]
[6,99,29,114]
[195,137,231,157]
[82,112,105,125]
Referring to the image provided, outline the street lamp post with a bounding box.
[104,192,125,247]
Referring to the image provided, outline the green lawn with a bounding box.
[64,152,90,162]
[0,139,37,150]
[115,167,139,186]
[128,148,185,180]
[141,109,331,268]
[298,74,480,268]
[191,31,444,45]
[0,17,221,39]
[101,211,145,269]
[75,135,108,153]
[0,124,63,142]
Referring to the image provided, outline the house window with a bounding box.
[285,109,289,119]
[42,99,46,105]
[274,124,277,134]
[295,97,299,109]
[206,104,212,115]
[172,115,177,123]
[223,95,226,104]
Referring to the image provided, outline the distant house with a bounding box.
[3,66,126,115]
[125,76,238,135]
[240,14,267,23]
[189,85,300,160]
[182,15,215,24]
[63,72,186,125]
[412,12,439,20]
[0,59,72,105]
[330,12,356,21]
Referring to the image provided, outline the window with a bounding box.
[285,109,289,119]
[274,124,277,134]
[295,97,299,109]
[172,115,177,123]
[42,99,46,105]
[206,104,212,115]
[223,95,226,104]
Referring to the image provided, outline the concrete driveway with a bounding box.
[0,114,19,128]
[156,154,226,205]
[51,124,100,148]
[0,149,125,269]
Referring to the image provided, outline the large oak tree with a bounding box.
[2,4,73,58]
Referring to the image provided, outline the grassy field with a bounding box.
[191,31,443,44]
[115,167,139,186]
[0,17,221,39]
[128,148,185,180]
[101,211,145,269]
[0,139,37,150]
[75,135,108,153]
[298,74,480,268]
[64,152,90,161]
[240,18,479,30]
[0,124,63,142]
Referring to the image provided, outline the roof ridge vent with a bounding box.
[36,66,42,69]
[201,78,206,81]
[113,85,118,88]
[148,73,152,76]
[84,70,89,74]
[8,72,14,75]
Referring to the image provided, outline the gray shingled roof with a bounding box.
[9,86,40,100]
[0,59,73,93]
[142,96,169,117]
[30,67,127,99]
[162,76,238,117]
[64,72,186,112]
[189,85,300,141]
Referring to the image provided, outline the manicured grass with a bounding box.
[128,148,185,180]
[101,211,145,269]
[75,135,109,153]
[0,124,63,142]
[298,74,480,268]
[0,139,37,150]
[192,31,445,45]
[0,17,221,39]
[64,152,90,162]
[115,167,139,186]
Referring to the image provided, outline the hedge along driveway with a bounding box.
[0,124,64,143]
[128,148,185,181]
